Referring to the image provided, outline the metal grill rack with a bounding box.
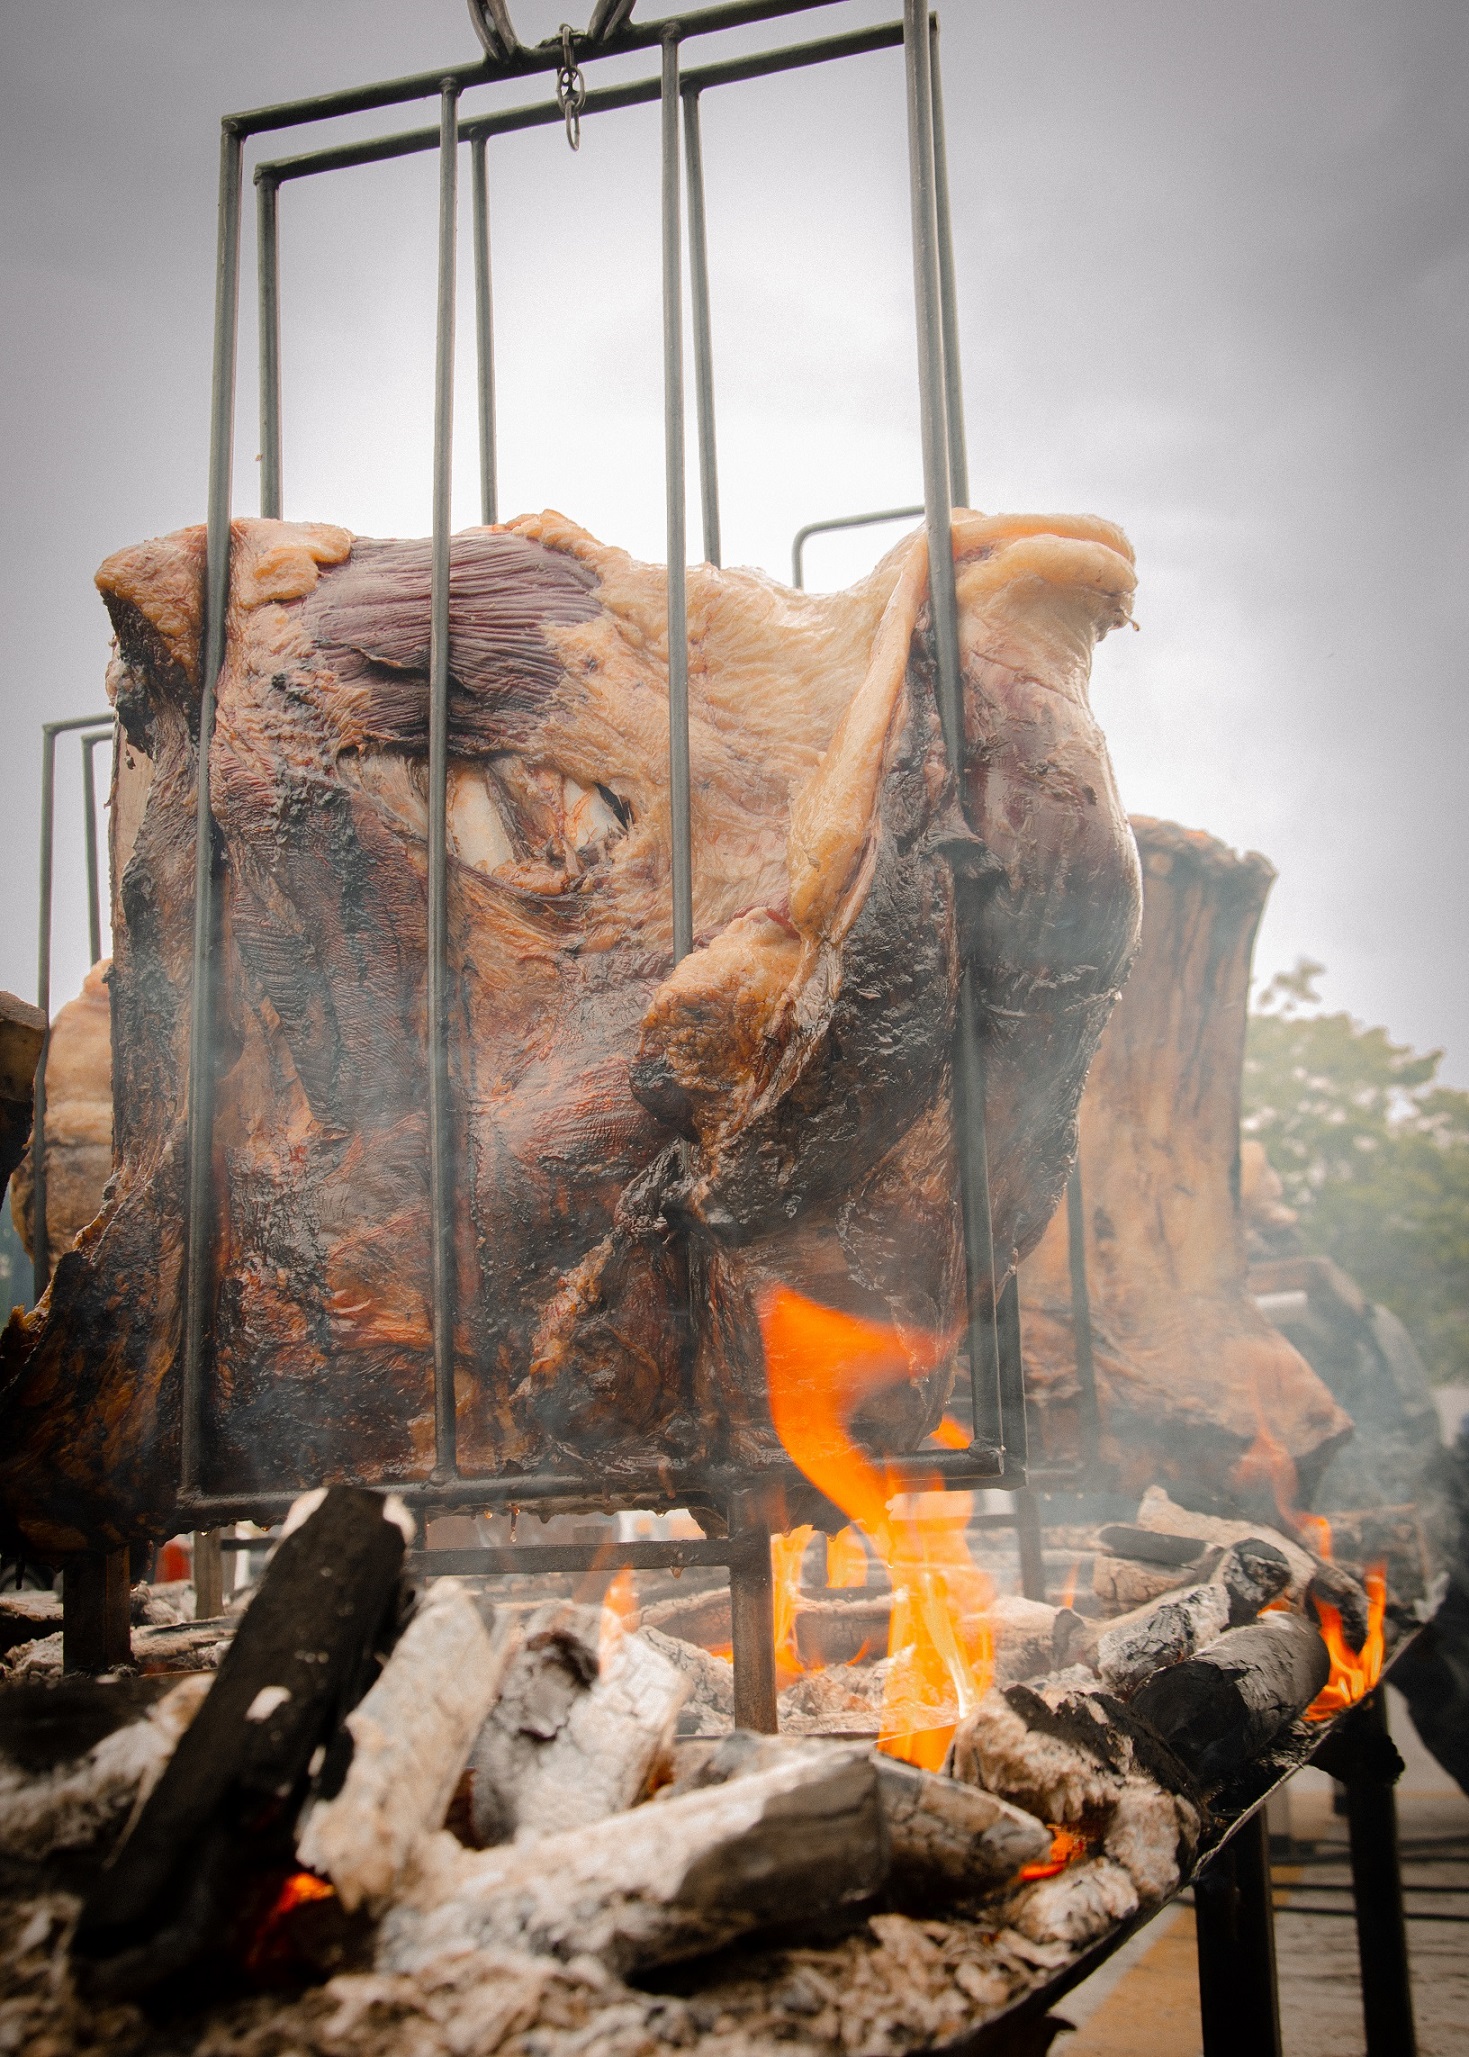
[44,0,1109,1720]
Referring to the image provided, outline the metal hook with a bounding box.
[557,25,588,151]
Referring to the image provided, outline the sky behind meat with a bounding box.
[2,0,1466,1077]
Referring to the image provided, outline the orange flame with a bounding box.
[244,1869,336,1974]
[771,1524,815,1685]
[826,1526,870,1589]
[1305,1564,1387,1721]
[757,1283,992,1770]
[1232,1386,1333,1558]
[599,1565,639,1666]
[1018,1826,1091,1882]
[1058,1558,1081,1612]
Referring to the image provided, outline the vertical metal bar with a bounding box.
[471,136,498,526]
[1194,1809,1284,2057]
[32,726,57,1296]
[1013,1487,1046,1601]
[1066,1160,1101,1469]
[257,172,283,518]
[904,0,1002,1465]
[428,80,461,1482]
[728,1495,778,1732]
[682,86,721,568]
[662,33,693,964]
[62,1549,132,1674]
[81,732,105,966]
[995,1274,1028,1473]
[928,15,968,508]
[180,122,244,1497]
[193,1528,224,1619]
[1343,1691,1417,2055]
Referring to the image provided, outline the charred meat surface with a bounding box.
[0,512,1139,1550]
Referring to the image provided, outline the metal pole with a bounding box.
[1066,1160,1101,1469]
[429,80,461,1481]
[471,135,498,525]
[928,15,967,508]
[1343,1690,1418,2055]
[257,172,283,518]
[728,1494,778,1731]
[1194,1808,1284,2057]
[81,729,109,965]
[1013,1486,1045,1602]
[662,32,693,965]
[33,725,57,1296]
[791,504,924,590]
[903,0,1003,1469]
[682,86,721,567]
[180,121,244,1496]
[995,1273,1029,1474]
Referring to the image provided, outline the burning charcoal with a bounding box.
[793,1595,891,1670]
[779,1658,887,1736]
[1308,1560,1371,1653]
[1008,1858,1139,1946]
[1050,1608,1093,1672]
[1094,1580,1231,1694]
[296,1580,515,1911]
[873,1755,1049,1892]
[948,1687,1123,1826]
[1096,1525,1207,1568]
[0,1674,210,1863]
[71,1486,409,1998]
[1129,1613,1330,1786]
[640,1625,734,1735]
[1218,1538,1293,1625]
[1132,1487,1316,1601]
[379,1746,887,1977]
[0,1591,61,1660]
[129,1618,236,1674]
[463,1605,686,1846]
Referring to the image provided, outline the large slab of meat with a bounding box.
[1018,817,1352,1506]
[0,511,1140,1551]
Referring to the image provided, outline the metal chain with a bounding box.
[556,25,587,151]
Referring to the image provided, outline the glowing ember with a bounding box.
[243,1869,336,1974]
[771,1525,816,1685]
[1018,1826,1091,1881]
[757,1283,991,1770]
[826,1526,870,1589]
[1306,1564,1387,1720]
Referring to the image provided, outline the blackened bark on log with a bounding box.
[1129,1615,1329,1785]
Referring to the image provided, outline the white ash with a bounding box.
[297,1579,513,1911]
[990,1596,1060,1685]
[1007,1858,1139,1946]
[1103,1775,1197,1902]
[641,1627,734,1735]
[778,1658,889,1735]
[1135,1486,1316,1600]
[0,1674,210,1863]
[949,1688,1123,1825]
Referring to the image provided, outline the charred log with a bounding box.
[1129,1613,1330,1785]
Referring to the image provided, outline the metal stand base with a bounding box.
[192,1528,225,1619]
[62,1548,132,1673]
[1325,1687,1418,2056]
[728,1500,779,1732]
[1194,1808,1283,2057]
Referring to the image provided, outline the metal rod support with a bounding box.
[1013,1487,1046,1602]
[62,1550,132,1674]
[791,503,924,589]
[32,713,113,1296]
[428,80,461,1482]
[192,1528,225,1619]
[662,33,693,966]
[471,136,497,526]
[257,174,283,517]
[81,729,110,966]
[180,122,244,1497]
[928,15,967,508]
[904,0,1006,1472]
[1194,1808,1284,2057]
[995,1272,1029,1474]
[729,1501,779,1732]
[682,88,721,567]
[415,1538,735,1575]
[1066,1160,1101,1470]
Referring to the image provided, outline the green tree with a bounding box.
[1243,960,1469,1383]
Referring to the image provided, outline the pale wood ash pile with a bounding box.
[0,1479,1416,2057]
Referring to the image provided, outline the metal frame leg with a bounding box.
[1194,1808,1283,2057]
[1343,1690,1417,2055]
[1013,1487,1045,1602]
[62,1549,132,1673]
[728,1496,778,1732]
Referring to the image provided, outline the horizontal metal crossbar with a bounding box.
[256,23,904,184]
[226,0,852,137]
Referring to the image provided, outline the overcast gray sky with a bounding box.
[3,0,1466,1079]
